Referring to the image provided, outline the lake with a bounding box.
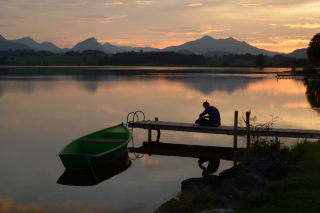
[0,66,319,213]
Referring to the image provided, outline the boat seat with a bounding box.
[80,138,127,143]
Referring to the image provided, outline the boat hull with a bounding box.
[58,124,131,170]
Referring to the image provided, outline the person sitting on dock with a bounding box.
[195,100,221,127]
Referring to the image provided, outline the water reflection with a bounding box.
[304,79,320,113]
[198,158,220,176]
[0,67,281,96]
[57,151,131,186]
[0,66,318,213]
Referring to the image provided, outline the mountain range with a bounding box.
[0,34,308,58]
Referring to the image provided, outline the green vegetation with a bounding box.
[205,53,313,67]
[291,66,319,74]
[10,54,106,66]
[0,47,318,67]
[239,139,320,213]
[307,33,320,65]
[162,139,320,213]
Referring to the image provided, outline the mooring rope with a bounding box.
[126,110,145,160]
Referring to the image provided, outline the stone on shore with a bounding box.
[220,173,268,203]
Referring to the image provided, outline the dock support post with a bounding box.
[246,111,251,149]
[233,111,238,166]
[148,123,152,155]
[155,117,161,143]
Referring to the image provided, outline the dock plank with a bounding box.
[129,121,320,139]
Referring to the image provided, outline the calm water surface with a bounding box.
[0,66,319,212]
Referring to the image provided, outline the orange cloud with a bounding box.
[284,22,320,29]
[188,4,203,6]
[104,1,123,5]
[156,26,230,36]
[134,1,154,4]
[242,4,261,7]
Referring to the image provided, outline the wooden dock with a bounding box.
[127,111,320,164]
[128,120,320,140]
[128,142,244,161]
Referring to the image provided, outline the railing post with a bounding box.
[148,123,152,156]
[155,117,161,143]
[246,111,251,149]
[233,111,238,166]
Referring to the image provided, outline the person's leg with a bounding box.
[198,116,212,126]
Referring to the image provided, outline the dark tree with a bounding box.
[254,54,265,66]
[307,33,320,65]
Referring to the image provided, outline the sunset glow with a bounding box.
[1,0,319,52]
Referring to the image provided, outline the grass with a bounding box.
[238,139,320,213]
[163,139,320,213]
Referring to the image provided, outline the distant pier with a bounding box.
[276,72,320,79]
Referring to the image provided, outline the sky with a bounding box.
[0,0,320,53]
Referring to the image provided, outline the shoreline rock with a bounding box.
[154,151,303,213]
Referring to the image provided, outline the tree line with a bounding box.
[104,51,206,66]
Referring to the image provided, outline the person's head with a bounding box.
[203,100,210,108]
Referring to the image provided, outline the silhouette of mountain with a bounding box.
[72,37,108,53]
[0,41,34,51]
[162,35,281,56]
[39,42,64,52]
[0,35,6,41]
[102,42,125,54]
[205,50,232,57]
[286,48,307,59]
[10,37,40,49]
[9,37,63,52]
[0,35,310,57]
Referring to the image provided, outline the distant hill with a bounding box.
[0,41,34,51]
[102,42,125,54]
[39,41,64,52]
[9,37,63,52]
[162,35,281,56]
[72,37,108,53]
[0,35,6,41]
[286,48,308,59]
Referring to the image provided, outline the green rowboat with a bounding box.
[58,124,132,170]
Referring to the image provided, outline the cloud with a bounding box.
[63,1,87,6]
[188,4,203,7]
[104,0,123,5]
[134,1,154,4]
[0,14,25,21]
[241,4,261,7]
[71,14,127,23]
[154,26,230,36]
[283,22,320,29]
